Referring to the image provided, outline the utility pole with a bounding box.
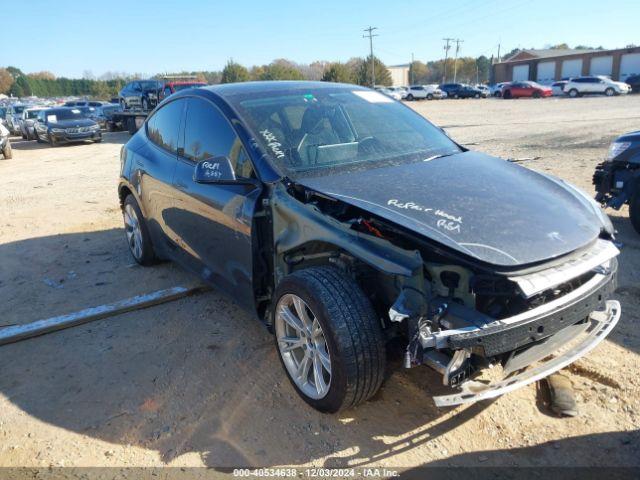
[442,38,453,84]
[453,38,463,83]
[363,26,378,87]
[497,43,501,63]
[410,52,414,85]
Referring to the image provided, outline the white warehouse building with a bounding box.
[492,46,640,84]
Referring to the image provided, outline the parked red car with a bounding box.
[502,81,552,99]
[158,81,207,101]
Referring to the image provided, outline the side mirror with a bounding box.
[193,156,236,183]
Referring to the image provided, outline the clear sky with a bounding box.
[3,0,638,78]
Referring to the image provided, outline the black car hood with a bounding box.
[298,151,605,267]
[49,118,96,128]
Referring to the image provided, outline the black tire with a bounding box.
[94,138,102,143]
[2,142,12,159]
[494,91,502,97]
[406,93,414,101]
[427,93,433,100]
[36,133,44,143]
[474,93,480,98]
[532,91,541,99]
[21,132,27,139]
[503,90,512,99]
[453,93,459,99]
[605,87,615,97]
[127,117,137,135]
[274,266,386,412]
[568,88,579,98]
[630,189,640,235]
[123,194,157,265]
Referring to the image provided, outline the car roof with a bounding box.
[202,80,368,98]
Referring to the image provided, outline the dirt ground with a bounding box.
[0,95,639,471]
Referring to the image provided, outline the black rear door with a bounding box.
[135,98,186,257]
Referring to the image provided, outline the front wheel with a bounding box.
[630,189,640,235]
[532,91,541,99]
[274,266,386,412]
[427,93,433,100]
[605,87,615,97]
[568,89,579,98]
[406,94,414,101]
[503,90,512,99]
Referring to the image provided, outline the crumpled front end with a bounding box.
[392,238,620,406]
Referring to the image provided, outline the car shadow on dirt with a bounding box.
[398,430,639,473]
[609,215,640,356]
[0,229,498,468]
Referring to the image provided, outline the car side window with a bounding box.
[182,97,254,179]
[146,99,185,154]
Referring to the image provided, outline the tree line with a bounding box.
[0,54,496,100]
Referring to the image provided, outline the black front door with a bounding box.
[167,96,261,309]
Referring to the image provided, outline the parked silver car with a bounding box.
[20,106,47,140]
[5,104,27,135]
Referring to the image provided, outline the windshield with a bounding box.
[230,87,461,179]
[13,106,26,114]
[46,108,85,121]
[26,110,41,119]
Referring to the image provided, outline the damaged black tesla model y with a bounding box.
[118,81,620,412]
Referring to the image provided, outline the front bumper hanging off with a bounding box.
[432,300,621,407]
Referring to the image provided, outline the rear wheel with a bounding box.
[122,194,157,265]
[274,266,386,412]
[605,87,615,97]
[2,141,12,159]
[630,189,640,235]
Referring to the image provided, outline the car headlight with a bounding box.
[91,124,101,130]
[607,141,630,160]
[51,128,64,133]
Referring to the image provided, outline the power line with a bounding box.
[363,26,379,87]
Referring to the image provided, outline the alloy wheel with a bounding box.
[275,294,332,399]
[123,204,143,260]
